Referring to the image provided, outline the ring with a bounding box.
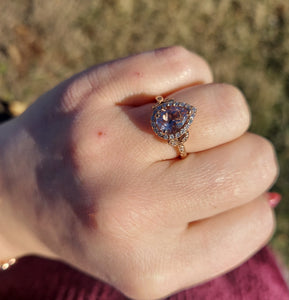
[151,96,196,158]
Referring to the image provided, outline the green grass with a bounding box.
[0,0,288,265]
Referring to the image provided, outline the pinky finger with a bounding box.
[166,196,275,295]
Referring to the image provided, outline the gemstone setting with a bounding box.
[151,98,196,142]
[156,106,189,135]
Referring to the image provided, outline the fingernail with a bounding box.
[267,192,282,208]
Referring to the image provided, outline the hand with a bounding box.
[0,46,278,299]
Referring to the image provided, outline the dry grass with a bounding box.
[0,0,288,265]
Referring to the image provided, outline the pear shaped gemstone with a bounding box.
[156,106,189,135]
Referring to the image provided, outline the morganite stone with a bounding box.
[156,106,188,134]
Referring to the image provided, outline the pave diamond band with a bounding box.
[151,96,196,158]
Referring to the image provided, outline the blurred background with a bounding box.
[0,0,288,267]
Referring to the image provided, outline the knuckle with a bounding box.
[219,83,251,130]
[60,77,95,113]
[217,83,247,106]
[192,54,213,82]
[218,83,244,97]
[59,82,79,113]
[155,46,192,74]
[255,198,276,244]
[60,78,86,112]
[252,135,279,184]
[154,46,213,82]
[207,83,251,135]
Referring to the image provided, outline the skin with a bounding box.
[0,46,278,299]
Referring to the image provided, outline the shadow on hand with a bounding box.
[20,80,100,243]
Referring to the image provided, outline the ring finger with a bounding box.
[126,83,251,161]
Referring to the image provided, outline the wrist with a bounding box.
[0,119,54,260]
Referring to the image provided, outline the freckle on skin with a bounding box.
[134,71,143,77]
[97,131,105,137]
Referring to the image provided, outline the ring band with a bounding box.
[151,96,196,158]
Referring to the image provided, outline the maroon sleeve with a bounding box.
[0,247,288,300]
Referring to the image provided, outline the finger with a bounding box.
[58,46,213,110]
[160,196,275,297]
[144,133,278,225]
[126,83,250,161]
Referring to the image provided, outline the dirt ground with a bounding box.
[0,0,288,267]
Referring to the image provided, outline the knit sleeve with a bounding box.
[0,247,288,300]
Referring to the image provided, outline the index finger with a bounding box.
[59,46,213,110]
